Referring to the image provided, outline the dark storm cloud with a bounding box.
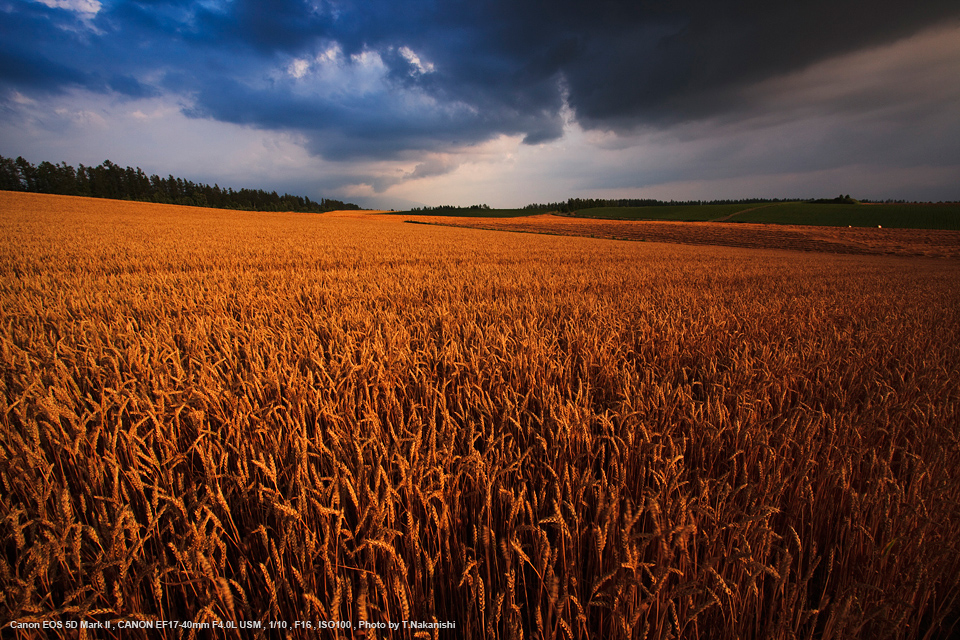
[181,74,504,160]
[559,0,960,129]
[0,3,95,93]
[192,0,334,53]
[0,46,93,92]
[2,0,959,161]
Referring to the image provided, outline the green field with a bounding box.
[392,202,960,229]
[733,203,960,229]
[569,203,761,221]
[567,202,960,229]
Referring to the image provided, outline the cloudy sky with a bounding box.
[2,0,959,208]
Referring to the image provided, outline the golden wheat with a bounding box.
[1,191,959,638]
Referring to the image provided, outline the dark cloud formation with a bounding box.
[2,0,959,163]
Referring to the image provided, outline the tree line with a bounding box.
[0,155,360,213]
[407,204,491,212]
[523,197,802,213]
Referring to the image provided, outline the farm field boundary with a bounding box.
[395,214,960,259]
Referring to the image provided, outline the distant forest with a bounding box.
[0,155,360,213]
[407,204,492,212]
[405,199,805,213]
[523,197,803,212]
[526,195,933,210]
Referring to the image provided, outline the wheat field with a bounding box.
[2,191,960,639]
[393,213,960,259]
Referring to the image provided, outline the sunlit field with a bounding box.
[2,192,960,639]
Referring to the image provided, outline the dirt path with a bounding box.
[710,202,782,222]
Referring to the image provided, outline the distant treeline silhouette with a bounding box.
[0,155,360,213]
[408,204,492,212]
[523,197,802,212]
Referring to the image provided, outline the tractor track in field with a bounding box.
[709,202,782,222]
